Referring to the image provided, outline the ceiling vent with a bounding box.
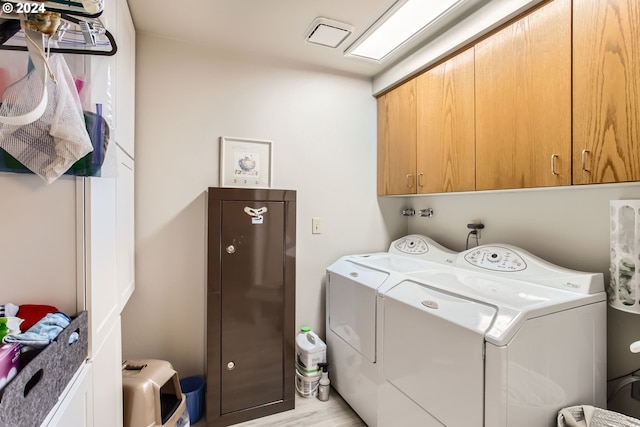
[305,17,354,48]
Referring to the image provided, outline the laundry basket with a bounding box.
[557,405,640,426]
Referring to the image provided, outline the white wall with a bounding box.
[0,174,78,314]
[404,183,640,416]
[121,33,406,377]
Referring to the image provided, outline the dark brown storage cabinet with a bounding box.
[206,188,296,426]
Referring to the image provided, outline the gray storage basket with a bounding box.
[558,405,640,427]
[0,311,88,427]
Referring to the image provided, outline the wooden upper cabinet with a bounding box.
[573,0,640,184]
[377,80,417,195]
[416,48,475,194]
[474,0,572,191]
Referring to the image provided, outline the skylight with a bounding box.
[345,0,463,62]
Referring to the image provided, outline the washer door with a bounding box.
[328,260,389,363]
[383,280,497,427]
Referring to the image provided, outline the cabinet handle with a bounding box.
[226,361,236,370]
[417,173,424,188]
[551,154,559,176]
[406,174,414,188]
[581,149,590,172]
[226,245,236,254]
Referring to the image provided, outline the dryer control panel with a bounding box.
[457,243,604,294]
[389,235,456,261]
[393,235,429,254]
[463,246,527,272]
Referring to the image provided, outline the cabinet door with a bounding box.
[475,0,571,190]
[573,0,640,184]
[377,80,417,195]
[116,149,135,311]
[45,364,94,427]
[207,189,295,426]
[81,176,119,357]
[416,48,475,193]
[220,201,285,414]
[114,0,136,159]
[91,317,123,427]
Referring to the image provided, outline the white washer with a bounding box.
[326,237,606,427]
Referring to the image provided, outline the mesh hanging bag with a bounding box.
[0,21,93,183]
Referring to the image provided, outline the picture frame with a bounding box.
[219,136,273,188]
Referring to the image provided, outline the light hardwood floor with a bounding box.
[192,388,366,426]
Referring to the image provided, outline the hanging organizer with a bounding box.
[0,1,118,180]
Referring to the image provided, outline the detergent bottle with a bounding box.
[295,326,326,397]
[295,326,326,374]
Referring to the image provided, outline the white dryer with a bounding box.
[326,236,606,427]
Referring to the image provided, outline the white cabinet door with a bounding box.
[44,363,94,427]
[114,0,136,159]
[91,316,123,427]
[117,149,135,310]
[80,176,119,356]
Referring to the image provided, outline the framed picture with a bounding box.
[219,136,273,188]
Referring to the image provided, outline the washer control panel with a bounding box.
[393,235,429,254]
[463,246,527,272]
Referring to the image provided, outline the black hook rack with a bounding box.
[39,0,104,19]
[0,4,116,56]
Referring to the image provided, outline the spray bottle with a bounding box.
[317,362,330,401]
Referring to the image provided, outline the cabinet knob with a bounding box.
[551,154,559,176]
[226,361,236,370]
[581,149,590,172]
[406,174,414,189]
[226,245,236,254]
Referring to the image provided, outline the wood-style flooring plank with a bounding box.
[193,388,366,426]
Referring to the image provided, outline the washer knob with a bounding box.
[488,252,501,262]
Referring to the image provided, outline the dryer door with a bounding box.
[383,280,497,427]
